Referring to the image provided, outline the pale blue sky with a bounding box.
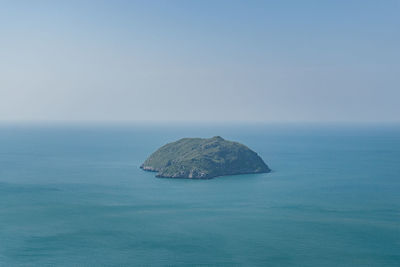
[1,0,399,122]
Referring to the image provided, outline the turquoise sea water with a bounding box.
[0,123,399,266]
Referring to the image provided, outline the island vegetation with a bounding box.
[141,136,270,179]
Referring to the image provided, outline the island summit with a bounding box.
[140,136,270,179]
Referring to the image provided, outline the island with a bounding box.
[140,136,270,179]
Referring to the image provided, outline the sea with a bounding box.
[0,123,399,266]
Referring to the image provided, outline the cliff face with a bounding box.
[140,136,270,179]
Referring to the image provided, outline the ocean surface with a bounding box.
[0,123,399,266]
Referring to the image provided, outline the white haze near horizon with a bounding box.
[1,1,399,123]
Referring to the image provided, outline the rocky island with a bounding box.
[140,136,270,179]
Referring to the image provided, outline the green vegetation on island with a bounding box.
[141,136,270,179]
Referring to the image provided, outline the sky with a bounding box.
[1,0,399,123]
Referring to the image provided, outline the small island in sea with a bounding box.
[141,136,270,179]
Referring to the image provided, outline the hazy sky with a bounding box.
[1,0,399,122]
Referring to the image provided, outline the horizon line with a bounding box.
[0,119,399,126]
